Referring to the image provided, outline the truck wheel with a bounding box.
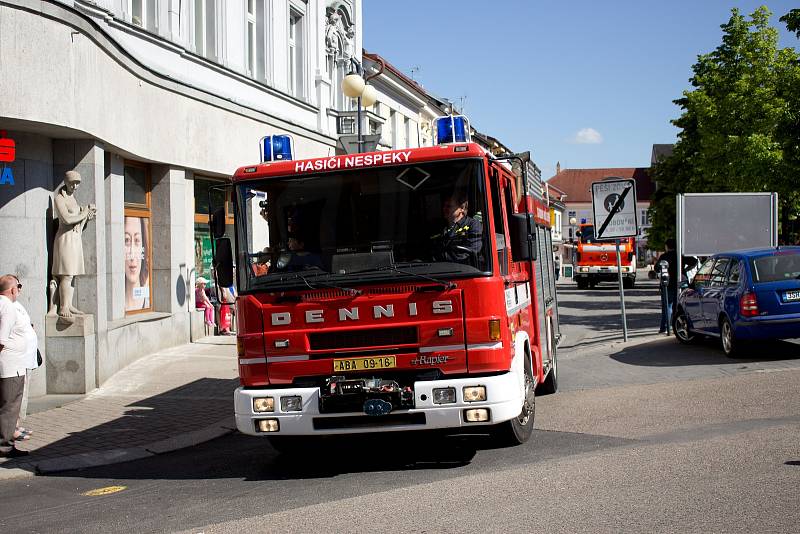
[576,279,589,290]
[493,360,535,446]
[623,277,635,289]
[538,328,558,395]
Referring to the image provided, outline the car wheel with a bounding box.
[720,317,740,357]
[673,309,696,344]
[493,359,535,446]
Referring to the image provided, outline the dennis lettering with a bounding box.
[271,300,453,326]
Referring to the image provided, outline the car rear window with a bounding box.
[750,252,800,283]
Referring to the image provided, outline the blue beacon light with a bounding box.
[434,115,471,144]
[261,135,294,162]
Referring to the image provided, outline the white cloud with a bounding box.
[572,128,603,144]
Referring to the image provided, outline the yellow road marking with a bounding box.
[82,485,127,497]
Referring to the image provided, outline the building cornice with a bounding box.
[2,0,337,145]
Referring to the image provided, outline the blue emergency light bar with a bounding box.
[261,135,294,162]
[434,115,471,144]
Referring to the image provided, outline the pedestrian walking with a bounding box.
[656,239,697,334]
[0,274,32,457]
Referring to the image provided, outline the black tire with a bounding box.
[576,278,589,290]
[538,329,558,395]
[720,317,741,357]
[493,358,536,446]
[623,277,635,289]
[672,308,696,344]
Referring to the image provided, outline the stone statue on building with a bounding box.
[49,170,96,318]
[325,6,354,59]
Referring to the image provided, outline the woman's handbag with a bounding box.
[37,349,43,367]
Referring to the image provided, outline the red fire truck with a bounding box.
[574,222,637,289]
[210,122,560,449]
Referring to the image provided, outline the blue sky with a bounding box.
[363,1,799,180]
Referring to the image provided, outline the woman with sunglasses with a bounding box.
[9,276,39,442]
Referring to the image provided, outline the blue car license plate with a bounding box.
[782,290,800,303]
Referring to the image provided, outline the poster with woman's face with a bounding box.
[124,215,151,312]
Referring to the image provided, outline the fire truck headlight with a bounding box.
[488,319,501,341]
[432,387,456,404]
[256,419,280,432]
[463,408,490,422]
[463,386,487,402]
[253,397,275,412]
[280,395,302,412]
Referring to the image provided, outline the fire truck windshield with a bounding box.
[235,159,491,291]
[579,225,596,243]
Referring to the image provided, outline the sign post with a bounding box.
[591,179,638,342]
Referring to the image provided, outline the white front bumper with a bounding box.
[234,372,523,436]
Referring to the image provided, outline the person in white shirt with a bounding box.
[10,276,39,435]
[0,274,31,457]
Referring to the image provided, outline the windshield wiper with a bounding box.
[361,263,456,291]
[255,268,362,295]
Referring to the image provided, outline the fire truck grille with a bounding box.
[300,286,422,301]
[309,327,418,350]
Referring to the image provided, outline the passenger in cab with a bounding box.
[430,193,483,266]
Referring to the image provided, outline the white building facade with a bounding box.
[0,0,363,396]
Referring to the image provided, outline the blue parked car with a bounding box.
[673,247,800,356]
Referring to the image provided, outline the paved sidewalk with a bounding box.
[0,337,238,480]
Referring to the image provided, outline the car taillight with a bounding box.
[740,291,759,317]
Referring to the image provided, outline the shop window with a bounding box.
[194,177,233,283]
[124,161,153,314]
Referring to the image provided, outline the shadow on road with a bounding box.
[559,311,659,332]
[0,377,238,476]
[610,337,800,367]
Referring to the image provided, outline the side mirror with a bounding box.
[575,230,582,237]
[509,213,536,262]
[213,237,234,288]
[210,207,227,239]
[679,280,689,290]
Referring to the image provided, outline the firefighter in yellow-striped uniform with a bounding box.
[431,193,483,266]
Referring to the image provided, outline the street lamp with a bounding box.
[569,216,578,263]
[341,57,382,153]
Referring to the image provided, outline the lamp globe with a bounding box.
[360,84,378,107]
[342,74,365,98]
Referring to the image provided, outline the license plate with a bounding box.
[783,290,800,302]
[333,356,396,372]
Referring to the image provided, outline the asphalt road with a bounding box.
[2,277,799,533]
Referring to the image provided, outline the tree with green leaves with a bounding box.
[648,6,800,249]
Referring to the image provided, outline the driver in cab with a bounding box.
[430,193,483,265]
